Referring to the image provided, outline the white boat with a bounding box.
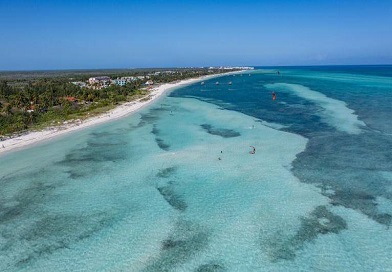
[215,82,219,85]
[201,81,205,85]
[229,82,232,85]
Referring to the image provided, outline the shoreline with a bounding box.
[0,71,243,156]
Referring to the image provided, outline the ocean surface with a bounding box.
[1,66,391,271]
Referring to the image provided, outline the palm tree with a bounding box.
[5,104,12,116]
[0,81,9,98]
[13,91,29,111]
[39,92,52,110]
[25,87,38,105]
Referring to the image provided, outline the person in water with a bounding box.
[272,92,277,101]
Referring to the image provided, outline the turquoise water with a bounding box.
[1,66,392,271]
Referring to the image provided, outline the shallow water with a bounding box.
[0,66,391,271]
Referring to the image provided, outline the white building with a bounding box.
[88,76,111,85]
[71,81,87,88]
[114,79,127,86]
[121,76,136,82]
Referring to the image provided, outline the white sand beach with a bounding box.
[0,71,241,155]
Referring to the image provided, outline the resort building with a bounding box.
[121,76,136,82]
[88,76,111,85]
[145,80,154,85]
[114,79,127,86]
[71,81,87,88]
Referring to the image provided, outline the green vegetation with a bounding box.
[0,68,235,137]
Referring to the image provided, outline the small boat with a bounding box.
[229,82,232,85]
[201,81,205,85]
[215,82,219,85]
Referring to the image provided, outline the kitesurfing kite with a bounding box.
[249,146,256,154]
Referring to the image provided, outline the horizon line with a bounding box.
[1,63,391,73]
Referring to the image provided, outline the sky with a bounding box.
[0,0,391,70]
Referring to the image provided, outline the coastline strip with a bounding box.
[0,71,242,156]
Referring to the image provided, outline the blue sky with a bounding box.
[0,0,391,70]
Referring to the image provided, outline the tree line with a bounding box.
[0,69,230,136]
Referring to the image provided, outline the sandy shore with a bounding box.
[0,71,242,156]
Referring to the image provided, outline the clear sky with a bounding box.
[1,0,391,70]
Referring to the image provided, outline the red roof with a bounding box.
[65,97,77,102]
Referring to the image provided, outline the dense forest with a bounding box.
[0,68,232,136]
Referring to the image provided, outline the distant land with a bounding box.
[0,68,192,80]
[2,64,391,80]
